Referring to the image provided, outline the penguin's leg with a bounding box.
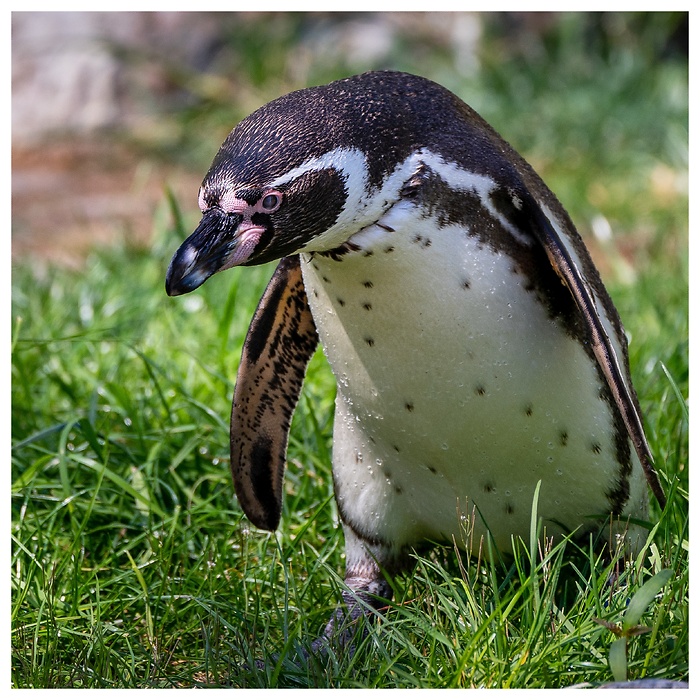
[311,525,395,653]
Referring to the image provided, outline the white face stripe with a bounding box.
[270,146,368,191]
[269,147,370,251]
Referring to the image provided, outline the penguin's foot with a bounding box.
[309,575,393,657]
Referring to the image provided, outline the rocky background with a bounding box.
[12,12,485,266]
[12,12,688,268]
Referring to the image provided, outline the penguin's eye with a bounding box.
[260,192,282,212]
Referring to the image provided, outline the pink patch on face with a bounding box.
[222,225,266,269]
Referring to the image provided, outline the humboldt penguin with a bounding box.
[166,70,665,646]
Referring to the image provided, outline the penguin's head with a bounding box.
[164,128,366,296]
[165,71,488,296]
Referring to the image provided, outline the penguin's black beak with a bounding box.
[165,208,242,296]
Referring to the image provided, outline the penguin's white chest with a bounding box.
[300,201,644,554]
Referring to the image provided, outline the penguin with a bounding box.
[165,71,666,647]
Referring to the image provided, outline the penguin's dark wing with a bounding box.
[524,195,667,510]
[230,255,319,530]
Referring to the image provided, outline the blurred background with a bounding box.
[12,11,688,270]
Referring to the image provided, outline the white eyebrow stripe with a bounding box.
[271,146,368,195]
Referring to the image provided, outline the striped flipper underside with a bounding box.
[230,255,319,530]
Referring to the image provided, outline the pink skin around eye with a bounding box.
[198,189,283,268]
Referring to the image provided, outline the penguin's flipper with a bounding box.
[231,255,319,530]
[527,199,667,510]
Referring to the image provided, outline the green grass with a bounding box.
[11,12,687,689]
